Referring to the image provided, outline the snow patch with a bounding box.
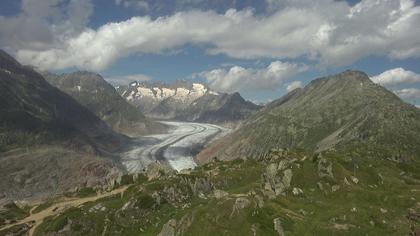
[137,87,154,97]
[162,88,176,98]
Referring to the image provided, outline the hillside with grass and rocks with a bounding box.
[1,148,419,235]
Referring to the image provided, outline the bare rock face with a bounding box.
[231,197,251,217]
[180,176,214,196]
[157,214,194,236]
[273,218,285,236]
[213,189,229,199]
[254,195,265,208]
[262,159,293,198]
[158,219,177,236]
[317,154,334,179]
[145,163,175,180]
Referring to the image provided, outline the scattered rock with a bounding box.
[58,218,73,233]
[317,155,334,179]
[157,219,177,236]
[146,163,175,180]
[299,209,308,216]
[89,203,107,213]
[292,187,304,196]
[378,173,384,185]
[273,218,285,236]
[317,182,324,191]
[213,189,229,199]
[350,176,359,184]
[331,185,340,192]
[231,197,251,217]
[121,201,132,211]
[380,208,388,214]
[255,195,265,208]
[251,224,258,236]
[344,177,351,185]
[152,191,161,206]
[198,192,207,199]
[332,223,353,231]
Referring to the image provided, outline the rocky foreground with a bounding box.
[1,149,419,235]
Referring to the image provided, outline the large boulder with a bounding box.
[317,155,334,179]
[273,218,285,236]
[262,159,293,198]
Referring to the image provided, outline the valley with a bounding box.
[1,0,420,234]
[122,121,229,172]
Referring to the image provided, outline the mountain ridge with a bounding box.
[42,71,167,137]
[198,70,420,163]
[0,50,125,200]
[118,80,261,125]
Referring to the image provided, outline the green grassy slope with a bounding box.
[9,149,417,236]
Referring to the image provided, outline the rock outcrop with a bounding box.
[273,218,285,236]
[157,214,194,236]
[262,154,294,198]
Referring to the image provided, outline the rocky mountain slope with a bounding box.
[117,81,260,124]
[198,70,420,163]
[0,51,124,200]
[43,72,166,137]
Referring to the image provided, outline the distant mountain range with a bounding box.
[117,81,261,125]
[198,70,420,163]
[42,71,167,137]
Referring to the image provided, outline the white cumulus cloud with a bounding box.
[0,0,93,52]
[198,61,307,93]
[394,88,420,101]
[2,0,420,71]
[372,67,420,106]
[371,68,420,87]
[286,81,303,92]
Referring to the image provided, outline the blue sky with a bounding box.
[0,0,420,104]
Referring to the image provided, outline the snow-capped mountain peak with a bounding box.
[117,80,259,123]
[120,81,216,105]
